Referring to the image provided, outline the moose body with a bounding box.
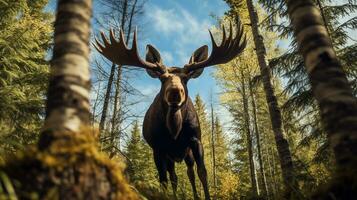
[143,91,207,198]
[143,94,199,161]
[95,20,246,200]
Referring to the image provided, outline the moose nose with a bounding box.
[167,88,183,104]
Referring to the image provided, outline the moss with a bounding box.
[134,183,172,200]
[0,127,139,200]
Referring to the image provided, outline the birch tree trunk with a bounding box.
[40,0,92,144]
[285,0,357,197]
[248,78,269,197]
[240,69,258,196]
[1,1,138,199]
[246,0,297,197]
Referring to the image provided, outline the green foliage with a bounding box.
[126,120,157,187]
[0,0,52,155]
[257,0,356,194]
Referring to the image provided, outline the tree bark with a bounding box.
[40,0,92,142]
[99,63,116,132]
[240,70,258,196]
[110,0,133,157]
[248,77,269,197]
[246,0,296,197]
[99,0,129,134]
[210,103,217,198]
[110,66,122,157]
[1,1,139,199]
[285,0,357,197]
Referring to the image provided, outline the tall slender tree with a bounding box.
[246,0,296,196]
[224,0,297,196]
[239,65,258,195]
[210,101,217,198]
[284,0,357,197]
[248,70,269,197]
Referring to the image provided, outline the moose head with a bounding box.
[94,21,246,111]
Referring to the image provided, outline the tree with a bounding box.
[93,0,146,157]
[284,0,357,198]
[193,94,212,196]
[126,120,157,186]
[258,1,357,177]
[1,1,137,199]
[248,71,269,197]
[212,116,234,199]
[224,1,297,197]
[0,0,52,154]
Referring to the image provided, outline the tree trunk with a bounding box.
[210,103,217,198]
[267,146,278,199]
[285,0,357,197]
[246,0,296,197]
[1,1,138,199]
[240,70,258,196]
[91,80,101,124]
[41,0,92,138]
[110,66,122,157]
[99,63,116,132]
[248,78,269,197]
[109,0,134,157]
[99,0,129,134]
[127,0,138,38]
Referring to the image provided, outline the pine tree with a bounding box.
[223,1,297,197]
[0,0,52,154]
[193,94,213,196]
[126,120,157,186]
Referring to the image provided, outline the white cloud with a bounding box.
[161,51,174,65]
[146,3,214,66]
[146,6,185,35]
[137,84,159,97]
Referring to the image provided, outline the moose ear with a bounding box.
[145,44,162,78]
[187,45,208,78]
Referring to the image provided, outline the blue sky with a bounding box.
[47,0,353,130]
[86,0,232,127]
[129,0,228,111]
[44,0,356,136]
[45,0,233,132]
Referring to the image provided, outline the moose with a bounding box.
[95,21,246,200]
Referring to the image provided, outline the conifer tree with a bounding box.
[126,120,156,186]
[0,0,52,153]
[223,1,297,197]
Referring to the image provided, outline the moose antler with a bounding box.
[183,20,247,73]
[94,28,166,74]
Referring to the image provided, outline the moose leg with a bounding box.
[153,150,168,191]
[167,159,178,199]
[185,149,199,200]
[190,137,210,200]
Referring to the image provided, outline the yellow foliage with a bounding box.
[218,171,240,199]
